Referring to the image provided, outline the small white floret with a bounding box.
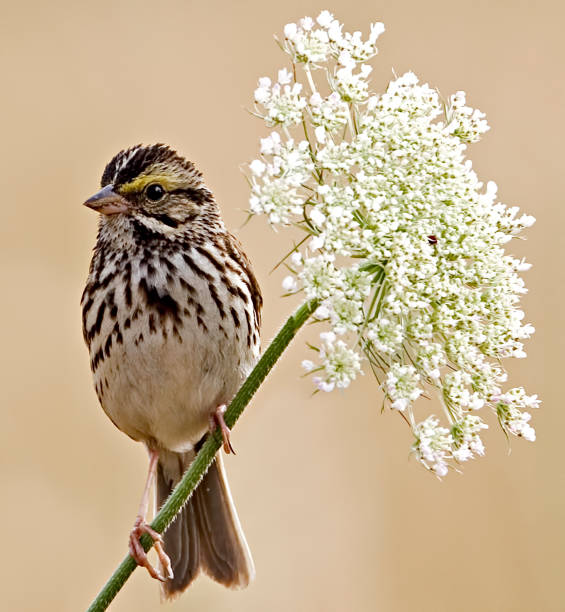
[320,330,336,345]
[284,23,297,39]
[301,359,315,371]
[314,305,330,319]
[317,10,334,28]
[434,463,448,477]
[278,68,292,85]
[249,159,266,176]
[313,377,335,392]
[282,275,298,292]
[369,22,385,43]
[309,207,326,226]
[314,125,327,143]
[518,214,536,227]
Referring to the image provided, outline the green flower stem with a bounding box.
[86,298,318,612]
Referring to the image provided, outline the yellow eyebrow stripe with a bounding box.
[119,174,183,194]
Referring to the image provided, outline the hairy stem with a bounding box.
[86,299,318,612]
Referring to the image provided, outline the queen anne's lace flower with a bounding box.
[248,12,539,476]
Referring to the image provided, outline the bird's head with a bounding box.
[84,144,217,231]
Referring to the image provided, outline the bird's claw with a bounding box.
[210,404,235,454]
[128,516,173,582]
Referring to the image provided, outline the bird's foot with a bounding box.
[128,515,174,582]
[210,404,235,454]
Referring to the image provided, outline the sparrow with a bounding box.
[81,144,261,598]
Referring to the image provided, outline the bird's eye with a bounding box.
[145,183,165,202]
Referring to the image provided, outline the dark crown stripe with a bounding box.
[101,144,199,188]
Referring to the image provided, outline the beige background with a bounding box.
[1,1,563,610]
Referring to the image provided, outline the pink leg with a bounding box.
[128,449,173,581]
[209,404,235,454]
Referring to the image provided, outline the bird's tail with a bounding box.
[156,448,254,599]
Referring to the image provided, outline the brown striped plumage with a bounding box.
[81,144,261,598]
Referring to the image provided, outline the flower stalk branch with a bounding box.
[86,299,318,612]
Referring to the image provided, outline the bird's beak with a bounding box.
[83,184,130,215]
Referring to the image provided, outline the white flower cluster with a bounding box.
[247,12,539,476]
